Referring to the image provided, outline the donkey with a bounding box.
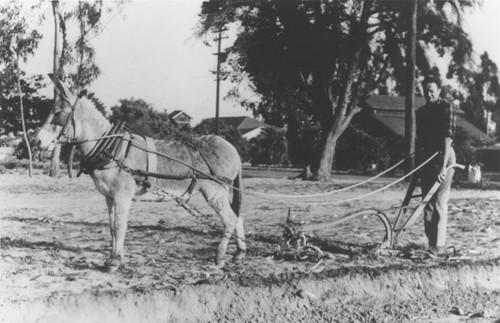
[37,74,246,271]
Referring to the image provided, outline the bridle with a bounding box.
[52,94,80,142]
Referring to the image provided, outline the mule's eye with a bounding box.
[52,111,70,126]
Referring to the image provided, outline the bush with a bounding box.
[453,127,477,165]
[14,132,42,161]
[249,128,288,166]
[109,99,176,140]
[335,124,391,173]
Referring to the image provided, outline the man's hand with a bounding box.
[437,167,447,183]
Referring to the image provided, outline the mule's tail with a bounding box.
[230,168,242,216]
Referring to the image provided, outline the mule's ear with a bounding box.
[48,73,72,98]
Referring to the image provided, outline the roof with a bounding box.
[363,95,496,145]
[364,95,426,112]
[210,116,276,133]
[169,110,192,120]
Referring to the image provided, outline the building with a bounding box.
[207,116,280,140]
[357,95,495,146]
[353,95,499,171]
[169,110,192,127]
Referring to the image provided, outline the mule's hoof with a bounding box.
[104,258,121,273]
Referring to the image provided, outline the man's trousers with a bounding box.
[419,149,456,248]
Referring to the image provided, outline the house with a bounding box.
[169,110,192,127]
[208,116,280,140]
[353,95,499,171]
[357,95,496,146]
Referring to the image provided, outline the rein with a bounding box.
[51,94,440,206]
[57,134,124,146]
[54,96,80,142]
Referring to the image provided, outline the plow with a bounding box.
[39,74,467,267]
[293,163,466,250]
[61,119,466,254]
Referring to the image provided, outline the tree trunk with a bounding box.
[314,2,370,182]
[50,0,61,178]
[316,126,339,181]
[404,0,417,174]
[315,51,362,182]
[16,58,33,178]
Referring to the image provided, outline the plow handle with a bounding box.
[393,163,465,241]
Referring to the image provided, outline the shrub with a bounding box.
[249,128,288,166]
[453,127,477,165]
[335,124,391,173]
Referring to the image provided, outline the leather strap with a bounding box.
[145,136,157,185]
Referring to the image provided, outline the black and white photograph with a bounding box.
[1,0,499,322]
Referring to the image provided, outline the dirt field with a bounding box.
[1,166,499,323]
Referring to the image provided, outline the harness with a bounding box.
[51,92,232,200]
[54,108,231,196]
[110,135,234,194]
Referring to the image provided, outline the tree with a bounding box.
[249,128,288,166]
[49,0,126,177]
[1,76,52,136]
[109,98,177,140]
[335,124,391,173]
[193,118,250,162]
[0,1,43,176]
[197,0,477,181]
[453,52,500,137]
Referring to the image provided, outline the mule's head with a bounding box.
[37,74,79,150]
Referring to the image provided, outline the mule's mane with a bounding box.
[73,92,111,136]
[85,91,107,115]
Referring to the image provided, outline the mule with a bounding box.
[37,74,246,271]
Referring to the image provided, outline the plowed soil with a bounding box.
[1,168,499,323]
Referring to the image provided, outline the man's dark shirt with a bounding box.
[416,98,456,153]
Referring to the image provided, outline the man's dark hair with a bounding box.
[422,75,442,88]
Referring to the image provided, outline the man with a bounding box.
[416,76,456,255]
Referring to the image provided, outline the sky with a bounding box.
[19,0,500,125]
[23,0,253,125]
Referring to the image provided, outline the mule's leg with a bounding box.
[233,215,246,261]
[202,188,237,267]
[106,194,132,272]
[104,197,116,265]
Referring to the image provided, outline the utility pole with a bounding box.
[213,28,227,135]
[404,0,417,174]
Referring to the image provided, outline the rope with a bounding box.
[131,137,436,206]
[253,152,437,206]
[64,132,438,207]
[249,155,410,199]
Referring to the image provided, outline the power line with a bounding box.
[212,27,228,135]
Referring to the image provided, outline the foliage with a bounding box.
[453,52,500,136]
[248,128,288,166]
[0,1,47,136]
[0,1,42,65]
[285,109,322,167]
[193,119,250,162]
[0,76,52,136]
[109,98,176,140]
[197,0,478,180]
[14,130,41,161]
[335,125,391,173]
[51,0,126,90]
[0,1,45,176]
[453,126,477,166]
